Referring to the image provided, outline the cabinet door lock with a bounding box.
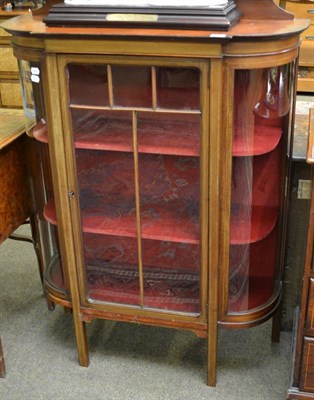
[68,191,75,199]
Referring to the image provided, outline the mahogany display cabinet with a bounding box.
[1,0,309,386]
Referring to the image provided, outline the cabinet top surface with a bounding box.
[0,13,309,41]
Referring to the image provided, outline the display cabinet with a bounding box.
[1,0,309,386]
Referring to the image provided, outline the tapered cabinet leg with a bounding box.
[47,299,56,311]
[271,303,281,343]
[207,326,218,386]
[207,345,217,387]
[74,316,89,367]
[0,337,6,378]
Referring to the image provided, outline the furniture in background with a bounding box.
[282,102,313,332]
[0,9,30,108]
[287,108,314,398]
[1,0,309,386]
[0,7,45,376]
[0,108,31,378]
[280,0,314,92]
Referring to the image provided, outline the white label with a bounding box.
[31,67,40,75]
[31,75,40,83]
[209,34,227,38]
[297,180,312,200]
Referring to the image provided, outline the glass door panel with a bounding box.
[111,66,152,108]
[136,112,200,156]
[84,233,140,305]
[71,109,133,151]
[68,64,109,107]
[138,154,201,313]
[75,150,136,237]
[228,65,292,313]
[156,67,200,110]
[74,148,139,305]
[136,65,202,313]
[67,61,203,314]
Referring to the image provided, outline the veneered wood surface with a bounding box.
[0,109,26,149]
[0,13,309,41]
[0,134,32,244]
[301,338,314,393]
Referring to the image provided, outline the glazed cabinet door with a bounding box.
[220,59,297,324]
[53,56,209,322]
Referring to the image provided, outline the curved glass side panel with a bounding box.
[229,64,293,313]
[18,59,67,301]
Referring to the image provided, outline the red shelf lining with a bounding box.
[232,125,282,156]
[73,110,201,156]
[84,233,200,272]
[43,144,280,246]
[230,205,278,245]
[44,199,277,246]
[229,226,278,313]
[44,197,200,244]
[33,116,282,158]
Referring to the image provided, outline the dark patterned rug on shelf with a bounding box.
[87,263,200,313]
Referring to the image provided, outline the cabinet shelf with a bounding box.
[34,118,281,158]
[33,113,201,156]
[44,198,200,244]
[232,125,282,156]
[230,205,278,245]
[33,120,47,143]
[44,200,277,246]
[229,226,278,312]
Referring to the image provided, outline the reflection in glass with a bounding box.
[254,65,290,119]
[18,60,38,134]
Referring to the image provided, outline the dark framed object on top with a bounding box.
[43,0,241,30]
